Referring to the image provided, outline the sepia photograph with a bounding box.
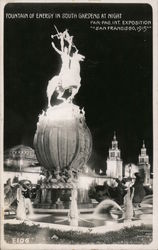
[1,0,157,249]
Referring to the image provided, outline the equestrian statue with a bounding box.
[47,27,85,107]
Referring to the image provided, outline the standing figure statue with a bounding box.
[133,172,145,207]
[51,29,72,86]
[124,184,135,222]
[4,178,14,208]
[47,27,85,107]
[16,184,27,220]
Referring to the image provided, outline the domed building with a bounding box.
[4,145,41,184]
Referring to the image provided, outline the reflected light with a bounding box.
[38,103,84,123]
[78,175,93,190]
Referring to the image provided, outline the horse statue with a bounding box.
[47,28,85,107]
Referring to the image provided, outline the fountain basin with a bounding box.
[4,196,153,232]
[4,217,150,235]
[5,206,152,230]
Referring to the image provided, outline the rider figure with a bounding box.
[47,28,84,106]
[51,29,73,82]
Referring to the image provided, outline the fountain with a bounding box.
[32,28,153,230]
[4,28,152,235]
[33,27,92,227]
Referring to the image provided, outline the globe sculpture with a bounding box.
[34,27,92,226]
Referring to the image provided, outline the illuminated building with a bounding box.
[4,145,41,184]
[138,141,151,185]
[106,132,123,180]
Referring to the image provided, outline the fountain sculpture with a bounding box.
[123,184,135,222]
[34,27,92,226]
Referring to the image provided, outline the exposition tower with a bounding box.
[138,141,151,185]
[106,132,123,180]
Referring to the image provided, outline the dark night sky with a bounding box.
[4,3,153,172]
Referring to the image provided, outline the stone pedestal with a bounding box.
[46,189,52,204]
[41,188,47,203]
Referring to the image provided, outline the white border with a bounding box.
[0,0,157,249]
